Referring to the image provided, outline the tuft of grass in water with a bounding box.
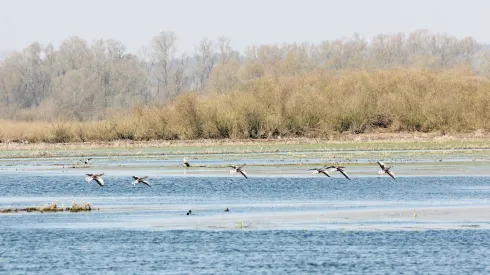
[235,220,246,229]
[68,200,93,212]
[0,201,95,213]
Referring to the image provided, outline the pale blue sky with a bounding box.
[0,0,488,54]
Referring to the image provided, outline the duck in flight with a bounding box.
[309,167,331,177]
[377,161,396,180]
[132,176,151,187]
[85,173,105,186]
[230,164,248,179]
[325,166,351,180]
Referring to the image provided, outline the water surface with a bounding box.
[2,171,490,274]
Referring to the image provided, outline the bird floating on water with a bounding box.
[325,166,351,180]
[183,157,205,167]
[183,157,190,167]
[81,158,92,165]
[309,167,331,177]
[132,176,151,187]
[85,173,105,187]
[377,161,396,180]
[187,210,192,215]
[230,164,248,179]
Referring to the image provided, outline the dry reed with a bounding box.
[0,70,488,143]
[0,201,94,213]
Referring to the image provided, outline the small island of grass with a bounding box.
[0,201,96,213]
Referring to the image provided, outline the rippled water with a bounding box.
[1,229,490,274]
[1,175,490,204]
[2,174,490,274]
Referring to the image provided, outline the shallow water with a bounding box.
[1,229,490,274]
[2,172,490,273]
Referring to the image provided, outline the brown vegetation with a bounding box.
[0,201,94,213]
[0,69,488,143]
[0,30,489,142]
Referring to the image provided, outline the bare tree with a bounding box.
[0,29,488,123]
[193,38,216,92]
[217,36,238,64]
[151,31,178,99]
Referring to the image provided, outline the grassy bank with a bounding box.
[0,133,489,159]
[1,70,489,143]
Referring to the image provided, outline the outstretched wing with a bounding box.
[240,170,248,179]
[142,180,151,187]
[94,177,104,186]
[321,171,331,177]
[339,170,351,180]
[132,176,139,180]
[377,161,386,169]
[387,171,396,180]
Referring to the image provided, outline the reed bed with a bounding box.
[1,70,489,143]
[0,201,94,213]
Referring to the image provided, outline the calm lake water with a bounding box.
[1,174,490,274]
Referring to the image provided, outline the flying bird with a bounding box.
[309,167,331,177]
[85,173,105,186]
[326,166,351,180]
[230,164,248,179]
[132,176,151,187]
[377,161,396,180]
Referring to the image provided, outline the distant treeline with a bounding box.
[0,30,489,141]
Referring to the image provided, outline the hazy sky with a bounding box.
[1,0,488,55]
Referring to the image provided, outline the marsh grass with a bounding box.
[0,201,94,213]
[0,133,489,159]
[0,70,489,143]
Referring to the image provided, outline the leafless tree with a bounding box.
[193,38,216,92]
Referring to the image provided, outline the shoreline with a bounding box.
[0,133,489,153]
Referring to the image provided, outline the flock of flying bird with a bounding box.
[83,157,396,187]
[309,161,396,180]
